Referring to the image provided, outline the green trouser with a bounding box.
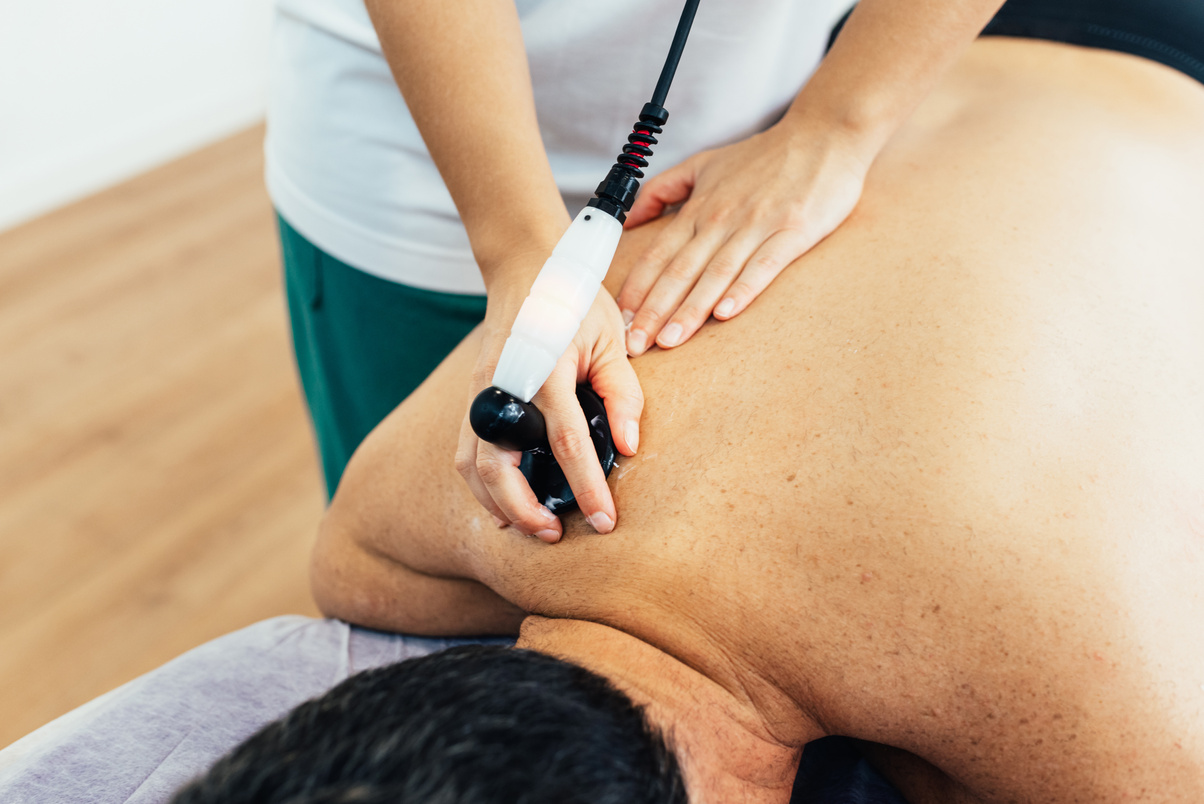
[278,214,487,499]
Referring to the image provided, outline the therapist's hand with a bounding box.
[456,284,642,544]
[618,119,870,355]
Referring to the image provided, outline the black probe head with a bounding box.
[468,385,617,515]
[469,386,548,453]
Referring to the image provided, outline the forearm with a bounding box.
[311,515,525,636]
[783,0,1006,159]
[365,0,569,286]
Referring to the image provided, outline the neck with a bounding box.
[517,616,824,804]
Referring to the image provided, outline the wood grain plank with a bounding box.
[0,125,324,748]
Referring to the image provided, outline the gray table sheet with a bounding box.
[0,616,496,804]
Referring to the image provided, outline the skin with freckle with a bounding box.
[314,39,1204,803]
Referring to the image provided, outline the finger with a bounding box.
[587,337,644,457]
[474,439,563,542]
[627,224,728,355]
[536,364,616,534]
[616,215,696,329]
[657,227,765,345]
[717,229,813,319]
[454,414,510,525]
[625,160,696,229]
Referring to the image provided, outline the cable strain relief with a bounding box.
[586,197,627,223]
[639,103,669,126]
[593,166,641,215]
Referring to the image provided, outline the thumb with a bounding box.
[625,158,697,229]
[587,340,645,457]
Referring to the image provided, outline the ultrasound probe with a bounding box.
[468,0,701,514]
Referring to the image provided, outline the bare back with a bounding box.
[334,39,1204,801]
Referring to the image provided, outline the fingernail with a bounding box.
[624,421,639,453]
[628,329,647,355]
[715,298,735,318]
[658,322,683,348]
[535,529,560,542]
[587,512,614,534]
[539,506,557,522]
[622,308,635,327]
[492,515,507,528]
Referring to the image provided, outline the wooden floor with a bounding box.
[0,125,323,749]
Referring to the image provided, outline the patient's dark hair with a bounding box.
[170,645,687,804]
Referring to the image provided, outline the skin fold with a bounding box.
[313,39,1204,803]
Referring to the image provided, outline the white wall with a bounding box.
[0,0,274,232]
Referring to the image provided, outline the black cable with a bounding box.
[651,0,702,108]
[587,0,702,222]
[472,0,704,471]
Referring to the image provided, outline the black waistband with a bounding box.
[982,0,1204,85]
[827,0,1204,86]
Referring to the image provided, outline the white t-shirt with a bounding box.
[266,0,855,294]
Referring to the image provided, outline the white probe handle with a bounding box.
[491,207,623,402]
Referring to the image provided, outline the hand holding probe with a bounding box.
[469,0,701,514]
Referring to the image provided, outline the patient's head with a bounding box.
[170,644,686,804]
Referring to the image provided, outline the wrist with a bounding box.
[780,90,895,168]
[471,203,571,290]
[481,257,543,331]
[476,213,572,342]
